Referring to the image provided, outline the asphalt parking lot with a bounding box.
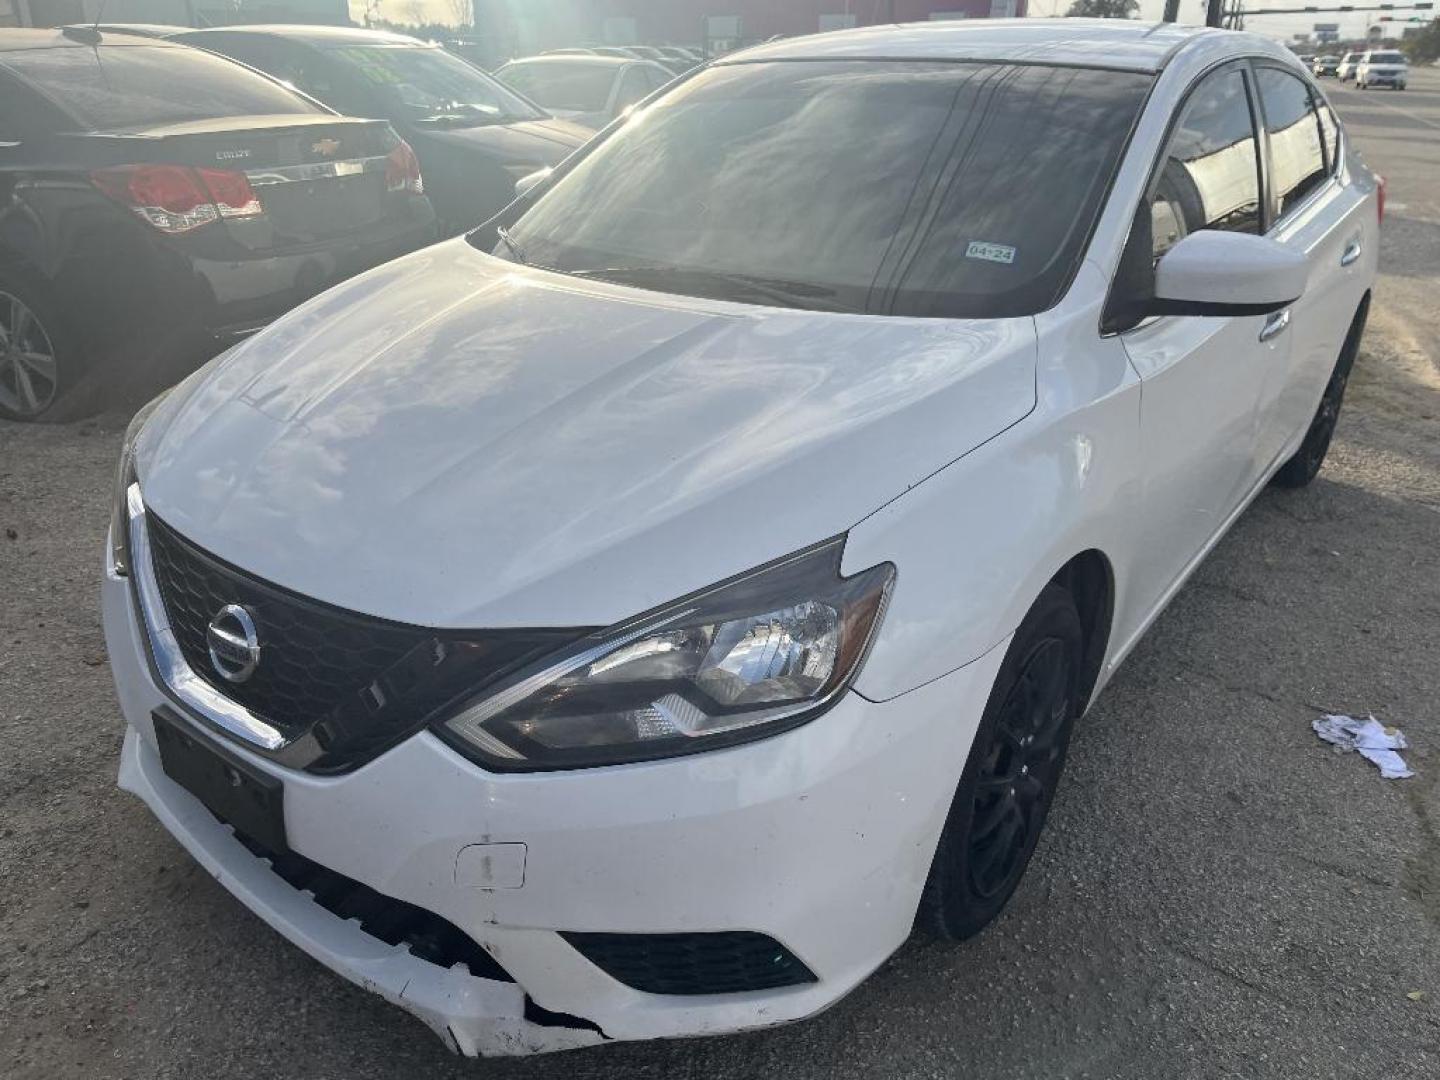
[3,64,1439,1080]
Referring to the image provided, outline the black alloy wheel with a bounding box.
[919,583,1084,941]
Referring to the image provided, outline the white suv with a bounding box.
[105,20,1381,1058]
[1356,49,1409,89]
[1337,50,1364,80]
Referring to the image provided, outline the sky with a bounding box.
[349,0,1415,49]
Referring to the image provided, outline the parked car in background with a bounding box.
[1312,54,1340,76]
[1336,51,1363,81]
[1355,49,1408,89]
[173,26,590,232]
[495,54,674,130]
[106,20,1377,1058]
[0,28,434,421]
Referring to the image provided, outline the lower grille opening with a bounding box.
[561,931,817,996]
[226,822,514,983]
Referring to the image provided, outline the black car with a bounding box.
[1313,54,1341,77]
[172,25,592,232]
[0,29,435,422]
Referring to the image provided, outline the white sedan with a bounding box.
[104,18,1379,1057]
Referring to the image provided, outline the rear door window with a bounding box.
[1254,66,1328,220]
[0,42,320,132]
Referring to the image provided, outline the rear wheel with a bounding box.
[0,270,93,423]
[1272,298,1368,489]
[917,584,1083,941]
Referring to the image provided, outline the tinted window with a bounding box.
[614,67,650,111]
[1148,66,1260,260]
[640,64,672,92]
[178,34,340,105]
[501,61,1153,319]
[498,60,614,112]
[0,43,319,131]
[323,45,544,124]
[1368,52,1405,64]
[1255,67,1327,219]
[0,71,64,139]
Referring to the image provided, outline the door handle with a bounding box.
[1340,239,1363,266]
[1259,309,1290,342]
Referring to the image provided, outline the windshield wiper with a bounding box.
[560,266,846,312]
[495,227,528,264]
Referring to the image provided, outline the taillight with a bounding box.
[385,140,423,195]
[1376,173,1386,224]
[90,164,261,233]
[197,168,263,221]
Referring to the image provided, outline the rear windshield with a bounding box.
[1368,52,1406,64]
[0,42,319,132]
[499,60,1153,319]
[498,60,615,112]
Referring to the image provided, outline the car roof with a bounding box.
[504,54,633,69]
[0,27,184,50]
[176,24,429,48]
[726,18,1230,74]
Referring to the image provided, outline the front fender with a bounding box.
[843,281,1144,702]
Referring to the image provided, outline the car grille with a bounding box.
[143,512,582,772]
[561,931,817,996]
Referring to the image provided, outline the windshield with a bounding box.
[496,60,1153,319]
[327,45,545,124]
[498,60,615,112]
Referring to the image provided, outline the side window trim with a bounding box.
[1101,57,1263,335]
[1250,59,1336,234]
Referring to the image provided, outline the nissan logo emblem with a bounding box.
[206,604,261,683]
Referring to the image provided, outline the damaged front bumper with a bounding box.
[118,726,605,1057]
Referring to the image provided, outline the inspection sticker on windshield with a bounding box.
[965,241,1017,265]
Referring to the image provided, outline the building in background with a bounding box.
[2,0,349,28]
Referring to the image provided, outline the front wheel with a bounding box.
[917,584,1084,941]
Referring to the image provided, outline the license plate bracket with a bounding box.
[152,707,288,853]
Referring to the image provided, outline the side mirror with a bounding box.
[1147,230,1307,317]
[513,166,552,199]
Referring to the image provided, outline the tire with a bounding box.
[917,583,1084,941]
[0,268,94,423]
[1272,298,1368,489]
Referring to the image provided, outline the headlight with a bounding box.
[440,538,894,770]
[108,391,168,576]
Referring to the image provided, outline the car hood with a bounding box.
[137,240,1036,628]
[411,116,589,163]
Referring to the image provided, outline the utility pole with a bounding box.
[1206,0,1226,25]
[1163,0,1182,20]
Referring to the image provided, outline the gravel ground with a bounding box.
[2,68,1439,1080]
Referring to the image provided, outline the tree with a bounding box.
[1401,19,1440,64]
[445,0,474,30]
[1066,0,1140,17]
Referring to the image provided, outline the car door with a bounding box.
[1249,63,1366,469]
[1114,62,1280,615]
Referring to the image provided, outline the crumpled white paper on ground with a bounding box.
[1313,713,1415,779]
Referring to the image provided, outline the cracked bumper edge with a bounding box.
[117,726,605,1057]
